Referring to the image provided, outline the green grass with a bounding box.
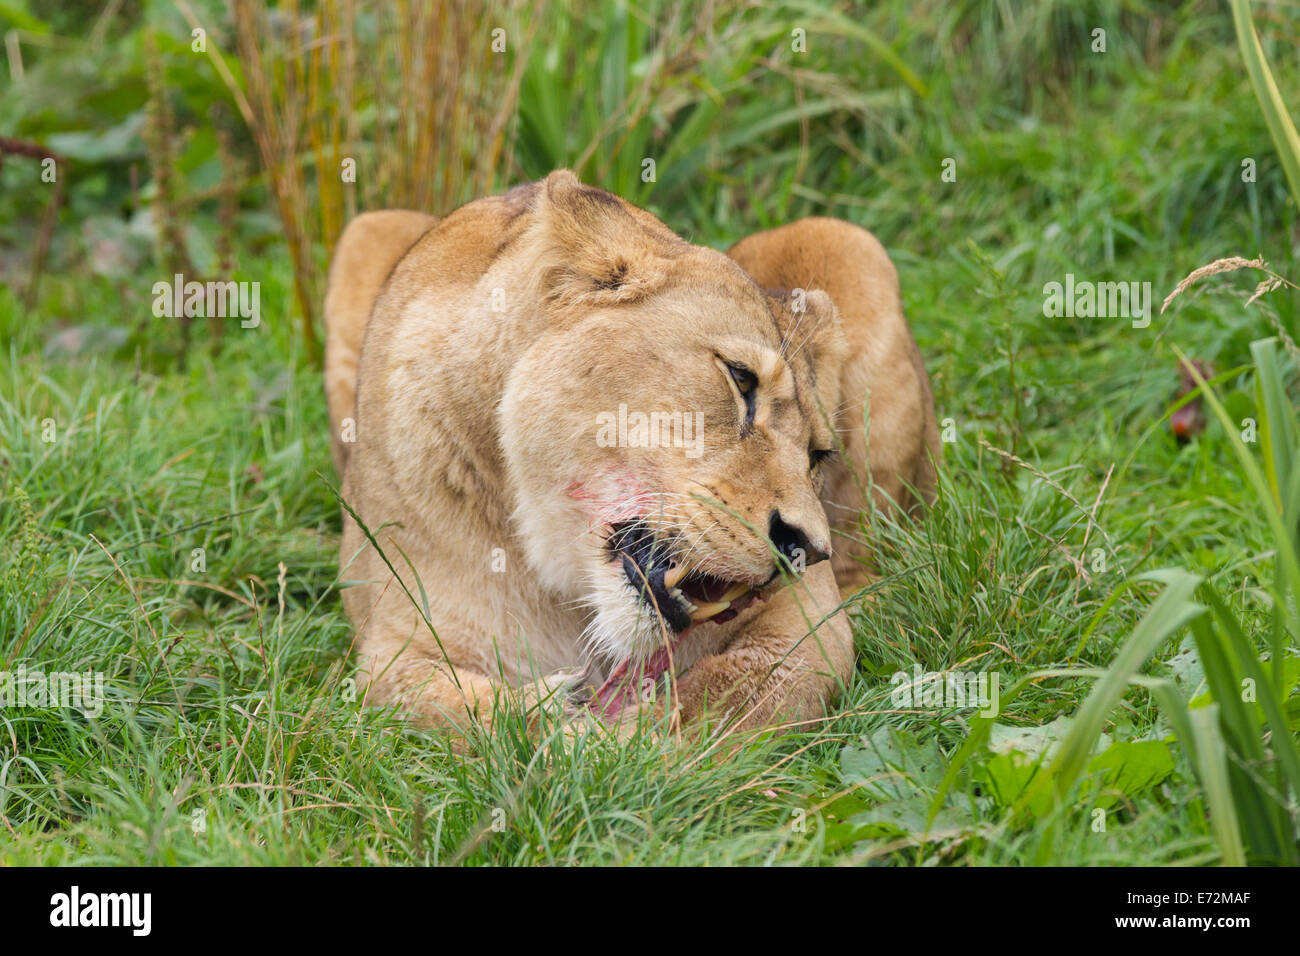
[1,0,1297,865]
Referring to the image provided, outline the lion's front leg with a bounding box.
[362,650,582,734]
[674,563,853,736]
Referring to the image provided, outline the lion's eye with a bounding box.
[810,448,835,471]
[722,361,758,431]
[727,364,757,395]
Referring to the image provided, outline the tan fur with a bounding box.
[324,209,437,474]
[324,170,938,739]
[728,218,940,593]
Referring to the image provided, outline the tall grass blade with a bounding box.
[1230,0,1300,209]
[1190,704,1248,866]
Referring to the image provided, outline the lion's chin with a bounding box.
[582,578,767,719]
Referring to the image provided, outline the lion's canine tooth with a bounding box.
[689,600,730,621]
[663,565,687,589]
[720,583,750,603]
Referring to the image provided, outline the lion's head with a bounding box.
[500,171,848,668]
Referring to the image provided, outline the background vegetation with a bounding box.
[1,0,1297,865]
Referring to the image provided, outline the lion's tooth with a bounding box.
[663,565,687,589]
[720,583,751,603]
[689,600,731,621]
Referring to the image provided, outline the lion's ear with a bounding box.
[781,288,848,371]
[538,169,679,307]
[776,288,848,413]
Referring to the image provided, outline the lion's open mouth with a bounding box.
[594,519,766,717]
[607,519,761,631]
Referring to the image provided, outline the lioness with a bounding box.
[324,169,938,737]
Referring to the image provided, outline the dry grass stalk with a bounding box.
[205,0,537,362]
[1245,277,1285,307]
[229,0,320,359]
[0,136,66,310]
[144,30,197,355]
[1160,256,1267,313]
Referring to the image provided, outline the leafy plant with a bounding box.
[1168,340,1300,865]
[514,0,923,210]
[928,337,1300,866]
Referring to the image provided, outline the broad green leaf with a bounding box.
[1079,740,1176,810]
[840,725,946,801]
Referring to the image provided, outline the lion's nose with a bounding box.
[768,511,829,570]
